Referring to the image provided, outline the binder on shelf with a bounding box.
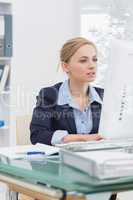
[0,14,12,57]
[0,65,4,80]
[0,64,10,92]
[4,14,12,57]
[0,120,4,127]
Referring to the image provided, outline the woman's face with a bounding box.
[63,44,97,83]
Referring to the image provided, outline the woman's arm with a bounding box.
[30,88,56,145]
[30,108,55,145]
[63,134,103,143]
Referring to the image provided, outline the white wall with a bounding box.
[9,0,80,145]
[11,0,80,115]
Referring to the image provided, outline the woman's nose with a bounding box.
[87,66,95,70]
[87,59,96,68]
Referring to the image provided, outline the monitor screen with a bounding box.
[99,38,133,139]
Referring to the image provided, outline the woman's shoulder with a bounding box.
[37,82,63,105]
[40,82,62,93]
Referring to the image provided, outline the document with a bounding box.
[0,143,59,159]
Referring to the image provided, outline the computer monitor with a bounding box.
[99,38,133,139]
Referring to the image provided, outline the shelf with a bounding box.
[0,1,11,4]
[0,125,9,130]
[0,0,11,146]
[0,90,10,95]
[0,57,11,61]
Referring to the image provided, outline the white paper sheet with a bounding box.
[0,143,59,159]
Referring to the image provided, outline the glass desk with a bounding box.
[0,155,133,200]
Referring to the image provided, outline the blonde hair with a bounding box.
[60,37,97,63]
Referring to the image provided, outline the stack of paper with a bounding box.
[60,149,133,179]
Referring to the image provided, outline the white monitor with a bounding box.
[99,38,133,139]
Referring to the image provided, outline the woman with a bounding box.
[30,37,103,145]
[30,37,116,200]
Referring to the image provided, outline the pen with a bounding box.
[17,151,45,155]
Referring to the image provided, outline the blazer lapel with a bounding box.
[90,102,102,134]
[66,106,77,134]
[56,104,77,134]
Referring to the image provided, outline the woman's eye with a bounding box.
[79,60,87,63]
[93,58,98,62]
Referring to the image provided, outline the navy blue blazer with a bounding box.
[30,82,104,145]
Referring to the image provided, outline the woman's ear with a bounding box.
[61,62,69,73]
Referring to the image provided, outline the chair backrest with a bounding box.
[16,115,32,145]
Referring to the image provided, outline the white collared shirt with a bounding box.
[51,79,102,145]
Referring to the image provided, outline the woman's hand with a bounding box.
[63,134,103,143]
